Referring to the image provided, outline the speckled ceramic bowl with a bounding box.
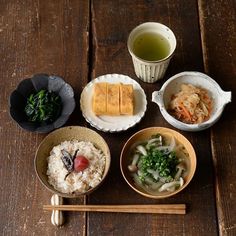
[152,71,232,131]
[9,74,75,133]
[120,127,196,199]
[35,126,111,198]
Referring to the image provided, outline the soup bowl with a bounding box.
[120,127,196,199]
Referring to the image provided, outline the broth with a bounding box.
[128,133,189,195]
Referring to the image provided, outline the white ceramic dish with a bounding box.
[152,71,231,131]
[127,22,176,83]
[80,74,147,132]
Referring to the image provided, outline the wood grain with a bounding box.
[1,0,235,235]
[88,0,217,235]
[43,204,186,215]
[198,0,236,235]
[0,0,89,235]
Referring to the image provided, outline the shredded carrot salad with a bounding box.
[168,84,212,124]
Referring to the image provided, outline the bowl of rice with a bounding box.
[152,71,231,131]
[120,127,196,199]
[35,126,111,198]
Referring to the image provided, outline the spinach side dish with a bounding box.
[25,89,62,124]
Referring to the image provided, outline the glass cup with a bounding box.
[127,22,176,83]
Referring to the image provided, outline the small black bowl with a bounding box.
[9,74,76,133]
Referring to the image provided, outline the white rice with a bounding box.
[47,140,106,194]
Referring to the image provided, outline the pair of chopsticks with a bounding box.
[43,204,186,215]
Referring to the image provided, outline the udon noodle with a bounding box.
[128,133,189,195]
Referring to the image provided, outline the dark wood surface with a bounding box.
[0,0,235,235]
[198,1,236,235]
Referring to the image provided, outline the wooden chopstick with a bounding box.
[43,204,186,215]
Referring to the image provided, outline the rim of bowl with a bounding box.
[127,22,177,63]
[34,126,111,198]
[120,127,197,199]
[156,71,230,130]
[9,75,76,133]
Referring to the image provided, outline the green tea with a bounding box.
[133,32,170,61]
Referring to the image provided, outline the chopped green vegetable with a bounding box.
[129,134,186,194]
[138,146,179,183]
[25,89,62,124]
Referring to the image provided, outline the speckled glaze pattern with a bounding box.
[35,126,111,198]
[132,57,170,83]
[120,127,197,199]
[80,74,147,132]
[127,22,176,83]
[152,71,232,131]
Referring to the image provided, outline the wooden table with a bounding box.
[0,1,235,235]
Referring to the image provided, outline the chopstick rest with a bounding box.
[44,204,186,215]
[50,194,65,227]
